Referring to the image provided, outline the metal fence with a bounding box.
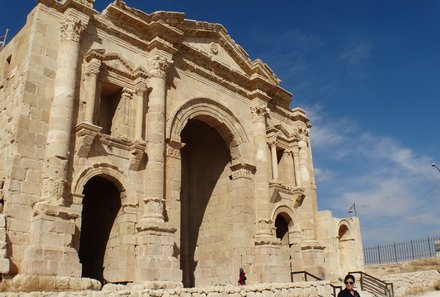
[364,236,440,265]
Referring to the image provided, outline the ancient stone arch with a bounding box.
[338,220,353,240]
[73,164,138,283]
[272,205,296,225]
[338,220,355,275]
[167,97,252,164]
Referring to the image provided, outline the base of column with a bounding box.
[253,240,291,283]
[301,240,325,278]
[135,219,181,283]
[0,274,101,292]
[21,203,82,277]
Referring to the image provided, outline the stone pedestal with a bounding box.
[21,204,81,277]
[135,222,181,284]
[301,240,325,278]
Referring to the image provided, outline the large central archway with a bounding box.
[180,119,232,287]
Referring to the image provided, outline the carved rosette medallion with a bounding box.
[60,16,85,43]
[250,105,269,123]
[210,42,219,55]
[143,197,165,221]
[148,55,171,79]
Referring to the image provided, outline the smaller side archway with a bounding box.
[272,206,300,279]
[338,221,355,275]
[73,164,138,284]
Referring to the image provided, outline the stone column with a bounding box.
[268,139,278,181]
[85,58,100,124]
[283,150,293,186]
[21,12,96,288]
[250,102,284,283]
[40,13,86,205]
[138,54,170,226]
[250,103,271,238]
[298,139,311,187]
[229,163,256,284]
[292,145,301,187]
[135,54,181,284]
[134,79,147,140]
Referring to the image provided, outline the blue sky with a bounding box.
[1,1,440,246]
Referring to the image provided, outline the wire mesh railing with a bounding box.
[364,236,440,265]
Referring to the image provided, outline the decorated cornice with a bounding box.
[84,49,137,80]
[102,2,184,46]
[40,0,294,108]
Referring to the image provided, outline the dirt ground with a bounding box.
[365,258,440,277]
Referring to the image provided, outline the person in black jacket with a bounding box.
[337,274,360,297]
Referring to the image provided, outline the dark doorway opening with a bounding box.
[275,214,289,242]
[180,119,231,288]
[79,176,121,283]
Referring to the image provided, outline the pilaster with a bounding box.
[22,8,90,283]
[84,58,101,124]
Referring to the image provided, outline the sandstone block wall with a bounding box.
[0,281,332,297]
[382,269,440,297]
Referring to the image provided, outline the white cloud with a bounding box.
[314,167,335,182]
[339,41,372,66]
[310,107,439,244]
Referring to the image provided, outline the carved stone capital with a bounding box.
[250,105,269,123]
[143,197,165,222]
[293,125,309,141]
[134,80,148,96]
[60,16,86,43]
[166,140,184,159]
[230,163,256,180]
[290,144,300,156]
[87,58,101,77]
[267,138,278,148]
[41,177,70,205]
[121,88,134,100]
[256,219,274,236]
[148,55,172,79]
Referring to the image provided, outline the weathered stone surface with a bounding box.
[0,0,363,293]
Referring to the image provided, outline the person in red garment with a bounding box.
[338,274,360,297]
[238,267,246,285]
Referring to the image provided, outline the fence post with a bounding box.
[428,236,433,257]
[393,242,398,262]
[410,240,415,260]
[377,245,381,264]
